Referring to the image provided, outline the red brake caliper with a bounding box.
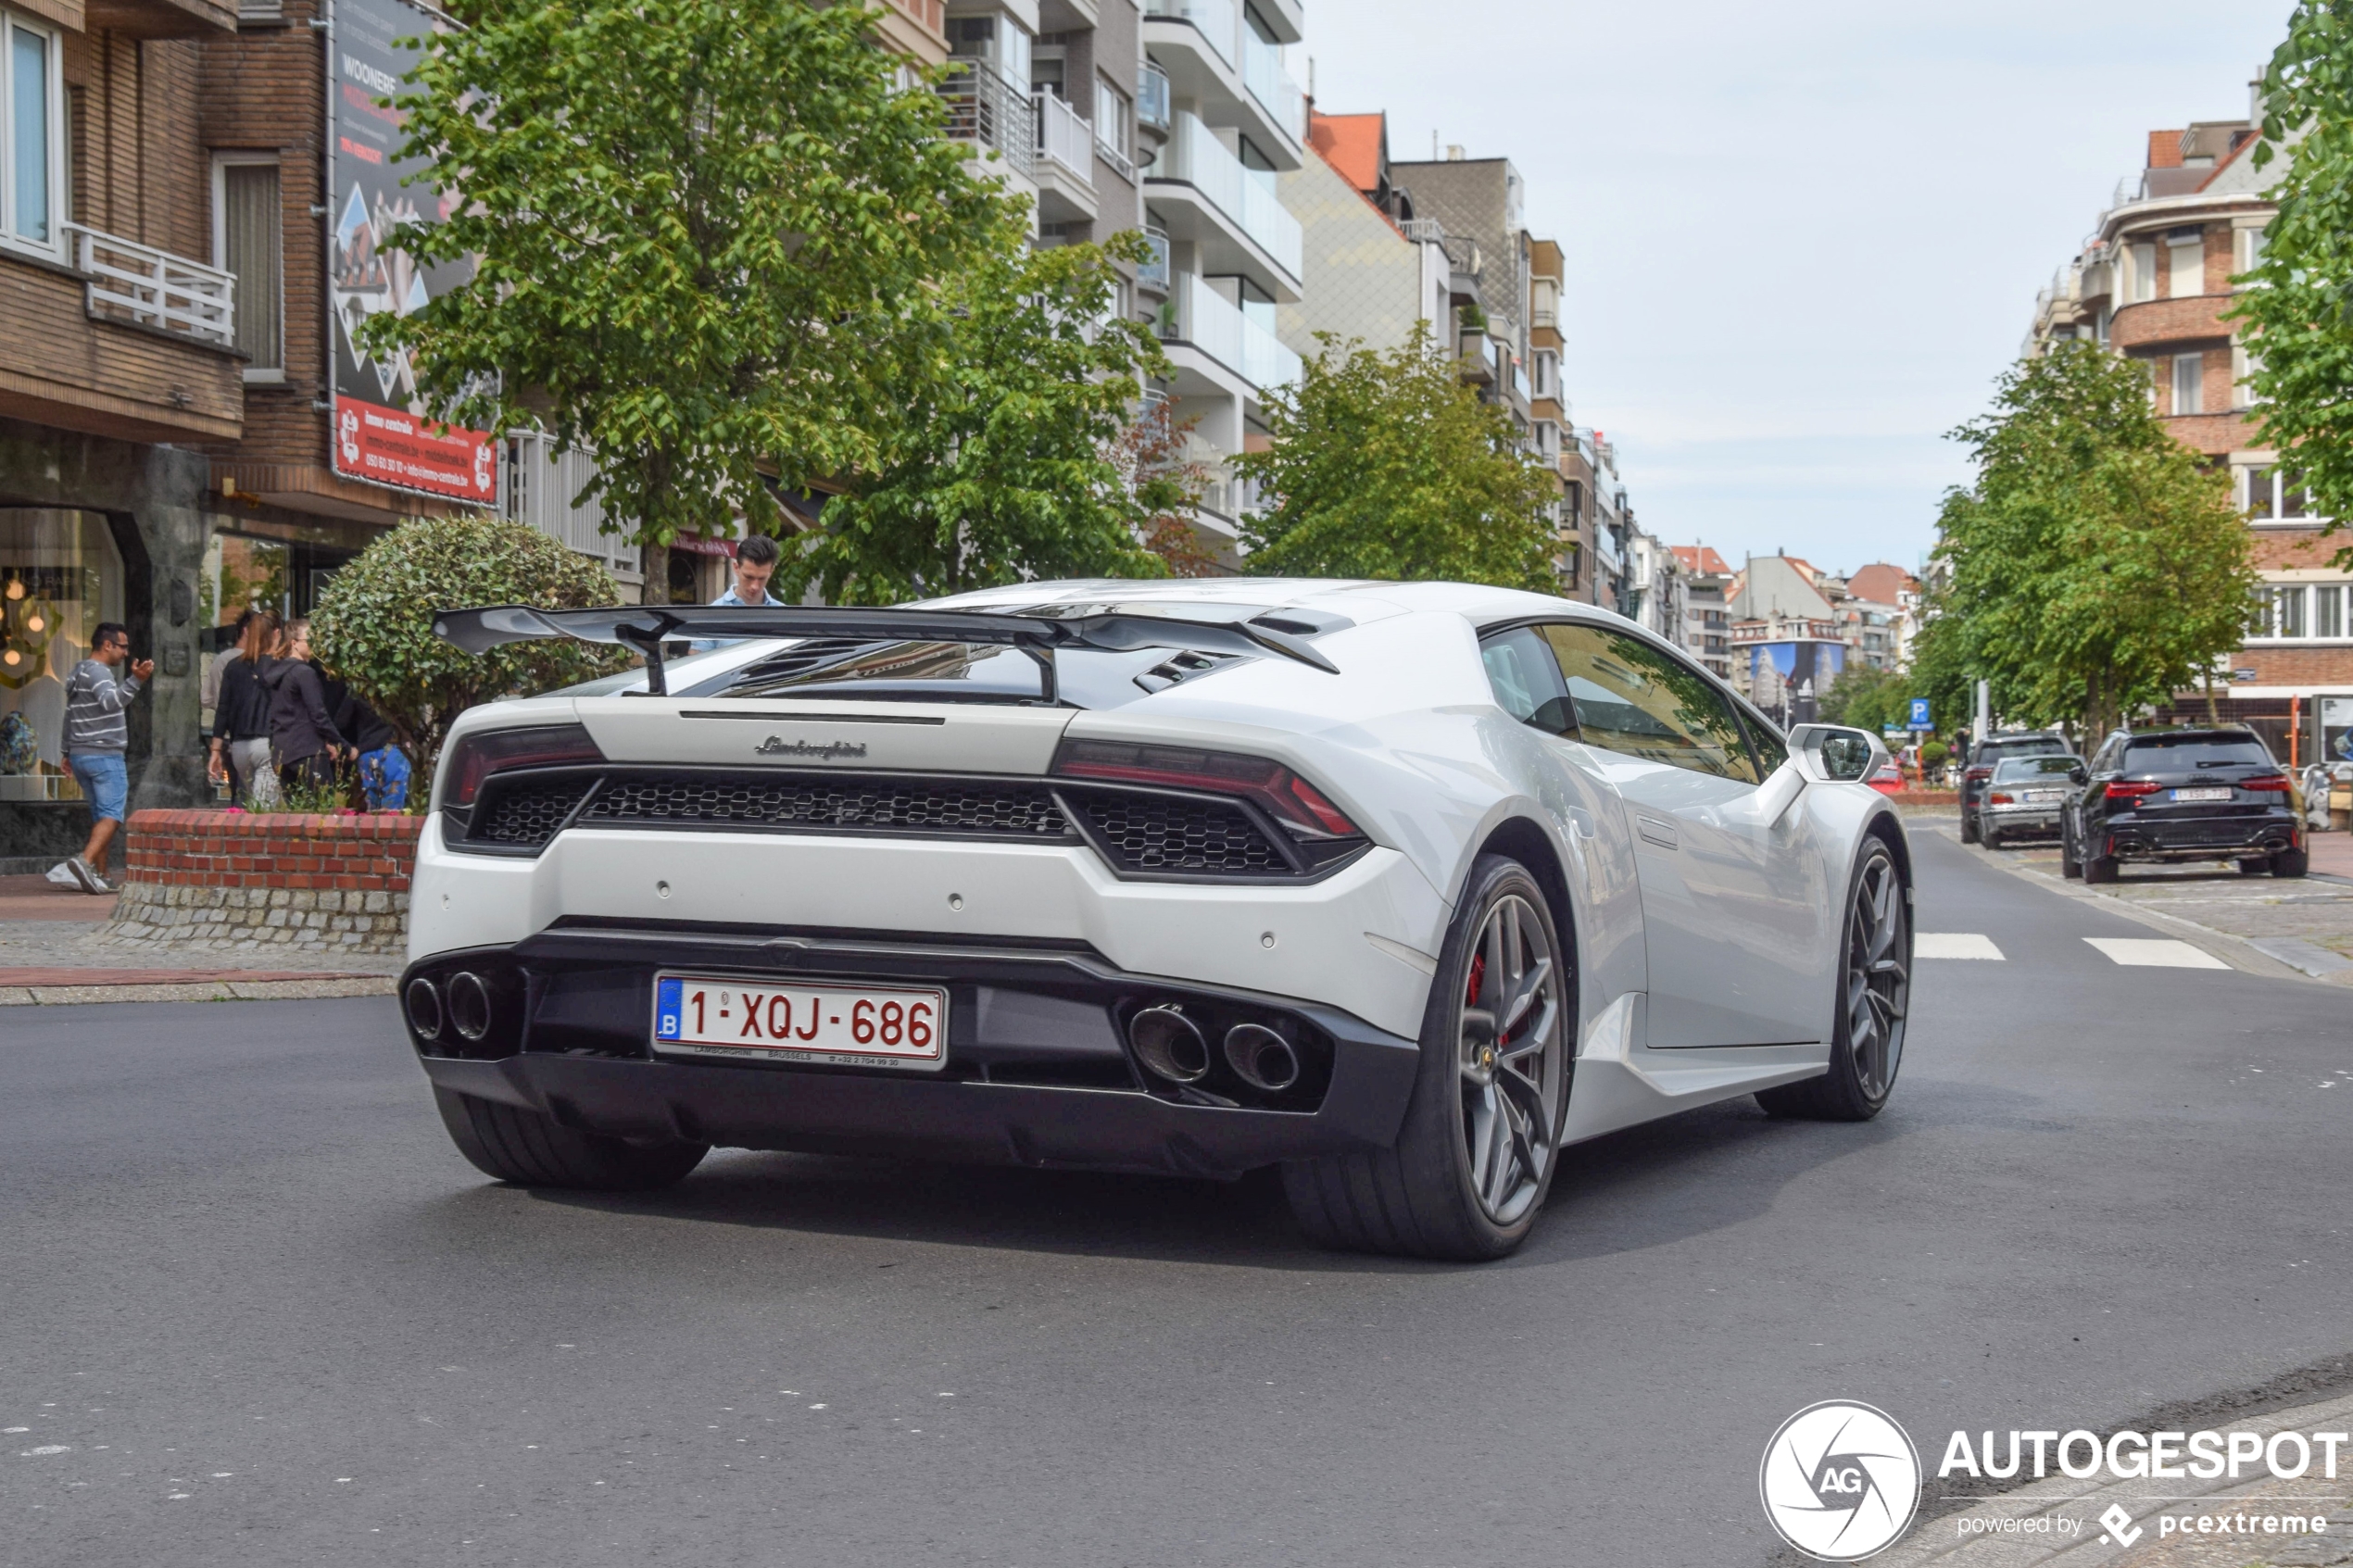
[1466,954,1486,1008]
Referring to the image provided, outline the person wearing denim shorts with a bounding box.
[59,622,151,895]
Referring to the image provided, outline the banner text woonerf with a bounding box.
[1938,1427,2350,1482]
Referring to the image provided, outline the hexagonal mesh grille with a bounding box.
[1066,790,1291,876]
[582,772,1073,838]
[474,776,596,845]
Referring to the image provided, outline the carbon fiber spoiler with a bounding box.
[431,603,1340,696]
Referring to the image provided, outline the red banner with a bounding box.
[333,395,498,504]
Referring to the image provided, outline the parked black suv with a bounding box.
[2062,725,2306,883]
[1959,732,2072,844]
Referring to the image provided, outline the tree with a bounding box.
[1817,664,1905,733]
[778,237,1181,603]
[1231,328,1559,589]
[1929,343,2255,738]
[2231,0,2353,539]
[1111,397,1222,579]
[311,514,627,784]
[359,0,1013,547]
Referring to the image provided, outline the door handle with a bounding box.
[1636,814,1678,850]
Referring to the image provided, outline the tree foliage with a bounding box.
[311,514,627,784]
[1232,328,1559,589]
[1816,663,1906,733]
[2232,0,2353,540]
[1926,344,2254,738]
[359,0,1012,546]
[778,237,1178,603]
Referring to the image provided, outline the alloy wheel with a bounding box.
[1844,850,1909,1099]
[1457,892,1567,1225]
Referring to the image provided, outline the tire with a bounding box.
[2238,858,2271,876]
[2059,825,2082,879]
[1983,828,2002,850]
[1283,855,1571,1261]
[2271,847,2309,878]
[1756,836,1909,1123]
[2082,840,2120,884]
[434,1087,709,1191]
[1959,811,1980,846]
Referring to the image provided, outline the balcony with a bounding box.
[1138,62,1173,138]
[0,225,243,445]
[1032,90,1097,223]
[1400,217,1445,245]
[1144,0,1236,65]
[1147,111,1302,295]
[1157,272,1301,395]
[1140,0,1302,165]
[1239,29,1306,146]
[504,433,644,585]
[1137,226,1172,295]
[938,65,1036,180]
[1458,331,1497,384]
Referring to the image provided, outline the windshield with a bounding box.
[1994,756,2081,782]
[2121,734,2274,771]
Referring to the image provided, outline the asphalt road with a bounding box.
[4,827,2349,1568]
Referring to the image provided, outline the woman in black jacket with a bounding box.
[207,612,283,808]
[261,619,353,795]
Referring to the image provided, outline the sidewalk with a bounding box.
[0,874,398,1005]
[1929,822,2353,984]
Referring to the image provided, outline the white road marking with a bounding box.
[1917,933,2005,960]
[2082,937,2231,970]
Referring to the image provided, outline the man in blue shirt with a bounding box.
[712,534,784,609]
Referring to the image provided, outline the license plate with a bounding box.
[2172,787,2232,802]
[653,975,947,1070]
[2026,790,2064,803]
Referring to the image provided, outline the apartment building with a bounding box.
[1624,530,1686,647]
[1277,111,1447,357]
[1671,546,1735,678]
[2026,88,2340,754]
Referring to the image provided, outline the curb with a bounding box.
[0,976,396,1006]
[1871,1388,2353,1566]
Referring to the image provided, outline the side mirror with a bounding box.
[2070,766,2088,785]
[1787,723,1887,784]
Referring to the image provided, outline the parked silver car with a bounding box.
[1981,754,2082,848]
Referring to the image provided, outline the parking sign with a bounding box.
[1908,697,1931,730]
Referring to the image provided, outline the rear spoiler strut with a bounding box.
[431,604,1340,697]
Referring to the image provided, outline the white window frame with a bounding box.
[0,6,67,262]
[211,152,285,383]
[2129,242,2157,304]
[2171,351,2202,416]
[2168,233,2204,299]
[1094,76,1130,162]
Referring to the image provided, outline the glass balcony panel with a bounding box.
[1137,63,1172,133]
[1152,113,1302,281]
[1239,29,1305,145]
[1142,0,1236,65]
[1138,227,1172,290]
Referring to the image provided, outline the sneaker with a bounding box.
[45,860,78,887]
[66,857,106,895]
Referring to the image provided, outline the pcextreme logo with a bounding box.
[1761,1400,1924,1562]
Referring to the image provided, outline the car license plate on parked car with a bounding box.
[2026,789,2064,803]
[2172,787,2233,802]
[653,975,947,1070]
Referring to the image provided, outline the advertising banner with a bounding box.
[327,0,497,507]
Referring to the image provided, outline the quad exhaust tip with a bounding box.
[447,971,494,1042]
[1128,1005,1210,1084]
[404,977,443,1040]
[1223,1022,1300,1093]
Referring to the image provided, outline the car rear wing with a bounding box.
[432,604,1341,697]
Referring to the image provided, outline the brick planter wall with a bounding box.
[104,809,423,953]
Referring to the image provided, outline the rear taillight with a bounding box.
[1052,739,1363,841]
[1987,791,2014,805]
[442,723,604,808]
[1965,766,1993,783]
[2243,775,2293,792]
[2105,780,2162,800]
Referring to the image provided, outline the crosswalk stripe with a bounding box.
[1917,933,2004,960]
[2082,937,2231,970]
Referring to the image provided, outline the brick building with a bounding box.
[2027,89,2346,759]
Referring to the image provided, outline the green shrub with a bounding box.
[311,513,627,788]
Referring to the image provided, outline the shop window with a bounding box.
[0,509,124,795]
[3,7,63,257]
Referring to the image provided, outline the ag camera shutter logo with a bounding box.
[1760,1400,1922,1561]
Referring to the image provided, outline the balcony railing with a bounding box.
[1239,29,1306,145]
[1137,226,1172,292]
[1035,90,1094,185]
[1151,112,1302,281]
[1158,272,1302,393]
[938,65,1035,177]
[66,223,235,348]
[1138,62,1172,135]
[1143,0,1236,66]
[504,432,644,583]
[1400,217,1445,245]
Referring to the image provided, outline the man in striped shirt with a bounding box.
[57,622,153,895]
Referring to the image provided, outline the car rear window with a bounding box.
[1994,756,2081,782]
[1977,737,2068,762]
[2120,735,2274,771]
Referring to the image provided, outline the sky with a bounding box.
[1299,0,2299,576]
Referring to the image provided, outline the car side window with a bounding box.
[1537,622,1758,783]
[1741,709,1790,777]
[1478,626,1573,735]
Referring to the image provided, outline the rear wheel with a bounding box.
[1757,837,1909,1123]
[1983,827,2003,850]
[1959,811,1980,846]
[1283,855,1570,1261]
[2271,847,2309,878]
[434,1087,709,1191]
[2082,834,2120,884]
[2059,824,2082,879]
